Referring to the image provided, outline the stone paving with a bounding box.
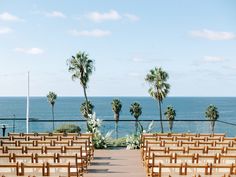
[84,148,146,177]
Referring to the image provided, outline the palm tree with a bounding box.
[80,100,94,119]
[164,106,176,132]
[67,51,94,118]
[111,99,122,139]
[205,104,219,133]
[145,67,170,133]
[47,91,57,131]
[130,102,143,134]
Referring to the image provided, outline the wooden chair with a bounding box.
[71,140,91,161]
[184,163,209,176]
[43,136,59,141]
[11,136,27,141]
[0,140,18,147]
[12,153,34,163]
[53,140,70,146]
[20,162,45,176]
[46,162,81,177]
[18,140,35,147]
[35,153,57,163]
[162,141,180,147]
[179,141,197,147]
[218,154,236,164]
[174,153,195,163]
[143,147,167,165]
[190,137,206,142]
[0,162,20,176]
[64,146,88,170]
[35,140,53,147]
[25,146,43,154]
[209,163,236,176]
[195,154,217,164]
[185,146,205,154]
[5,146,24,154]
[0,154,12,164]
[197,141,214,147]
[225,147,236,154]
[175,136,191,142]
[44,146,64,154]
[167,147,185,154]
[57,153,84,174]
[206,146,224,154]
[8,133,22,137]
[27,136,43,141]
[150,163,184,177]
[147,154,173,175]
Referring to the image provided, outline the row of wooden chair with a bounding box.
[149,162,236,177]
[143,140,236,148]
[0,162,83,177]
[146,153,236,173]
[1,133,92,141]
[0,138,93,147]
[141,133,236,177]
[0,132,94,177]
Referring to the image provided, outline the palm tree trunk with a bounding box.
[158,100,164,133]
[82,86,90,132]
[82,86,89,117]
[211,121,215,134]
[135,119,138,135]
[114,113,119,139]
[52,105,55,131]
[115,122,118,139]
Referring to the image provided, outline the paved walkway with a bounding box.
[84,148,146,177]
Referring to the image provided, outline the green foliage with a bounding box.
[80,100,94,119]
[47,91,57,106]
[67,51,95,127]
[205,104,219,133]
[87,113,113,149]
[126,134,140,149]
[164,106,176,132]
[130,102,142,119]
[109,137,127,147]
[54,124,81,133]
[111,99,122,121]
[67,51,94,88]
[145,67,170,133]
[47,91,57,130]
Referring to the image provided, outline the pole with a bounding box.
[13,114,16,132]
[26,72,30,133]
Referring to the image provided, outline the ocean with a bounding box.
[0,97,236,137]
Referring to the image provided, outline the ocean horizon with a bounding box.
[0,96,236,137]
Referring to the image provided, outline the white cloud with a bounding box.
[0,27,13,34]
[86,10,139,23]
[87,10,122,22]
[190,29,236,40]
[203,56,226,63]
[124,14,139,21]
[15,48,44,55]
[46,11,66,18]
[69,29,111,37]
[0,12,21,21]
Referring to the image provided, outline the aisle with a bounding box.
[84,148,146,177]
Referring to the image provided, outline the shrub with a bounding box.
[87,113,113,149]
[126,134,140,149]
[54,124,81,133]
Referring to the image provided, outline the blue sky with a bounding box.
[0,0,235,96]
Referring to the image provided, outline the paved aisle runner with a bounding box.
[85,149,146,177]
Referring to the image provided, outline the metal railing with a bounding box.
[0,118,236,137]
